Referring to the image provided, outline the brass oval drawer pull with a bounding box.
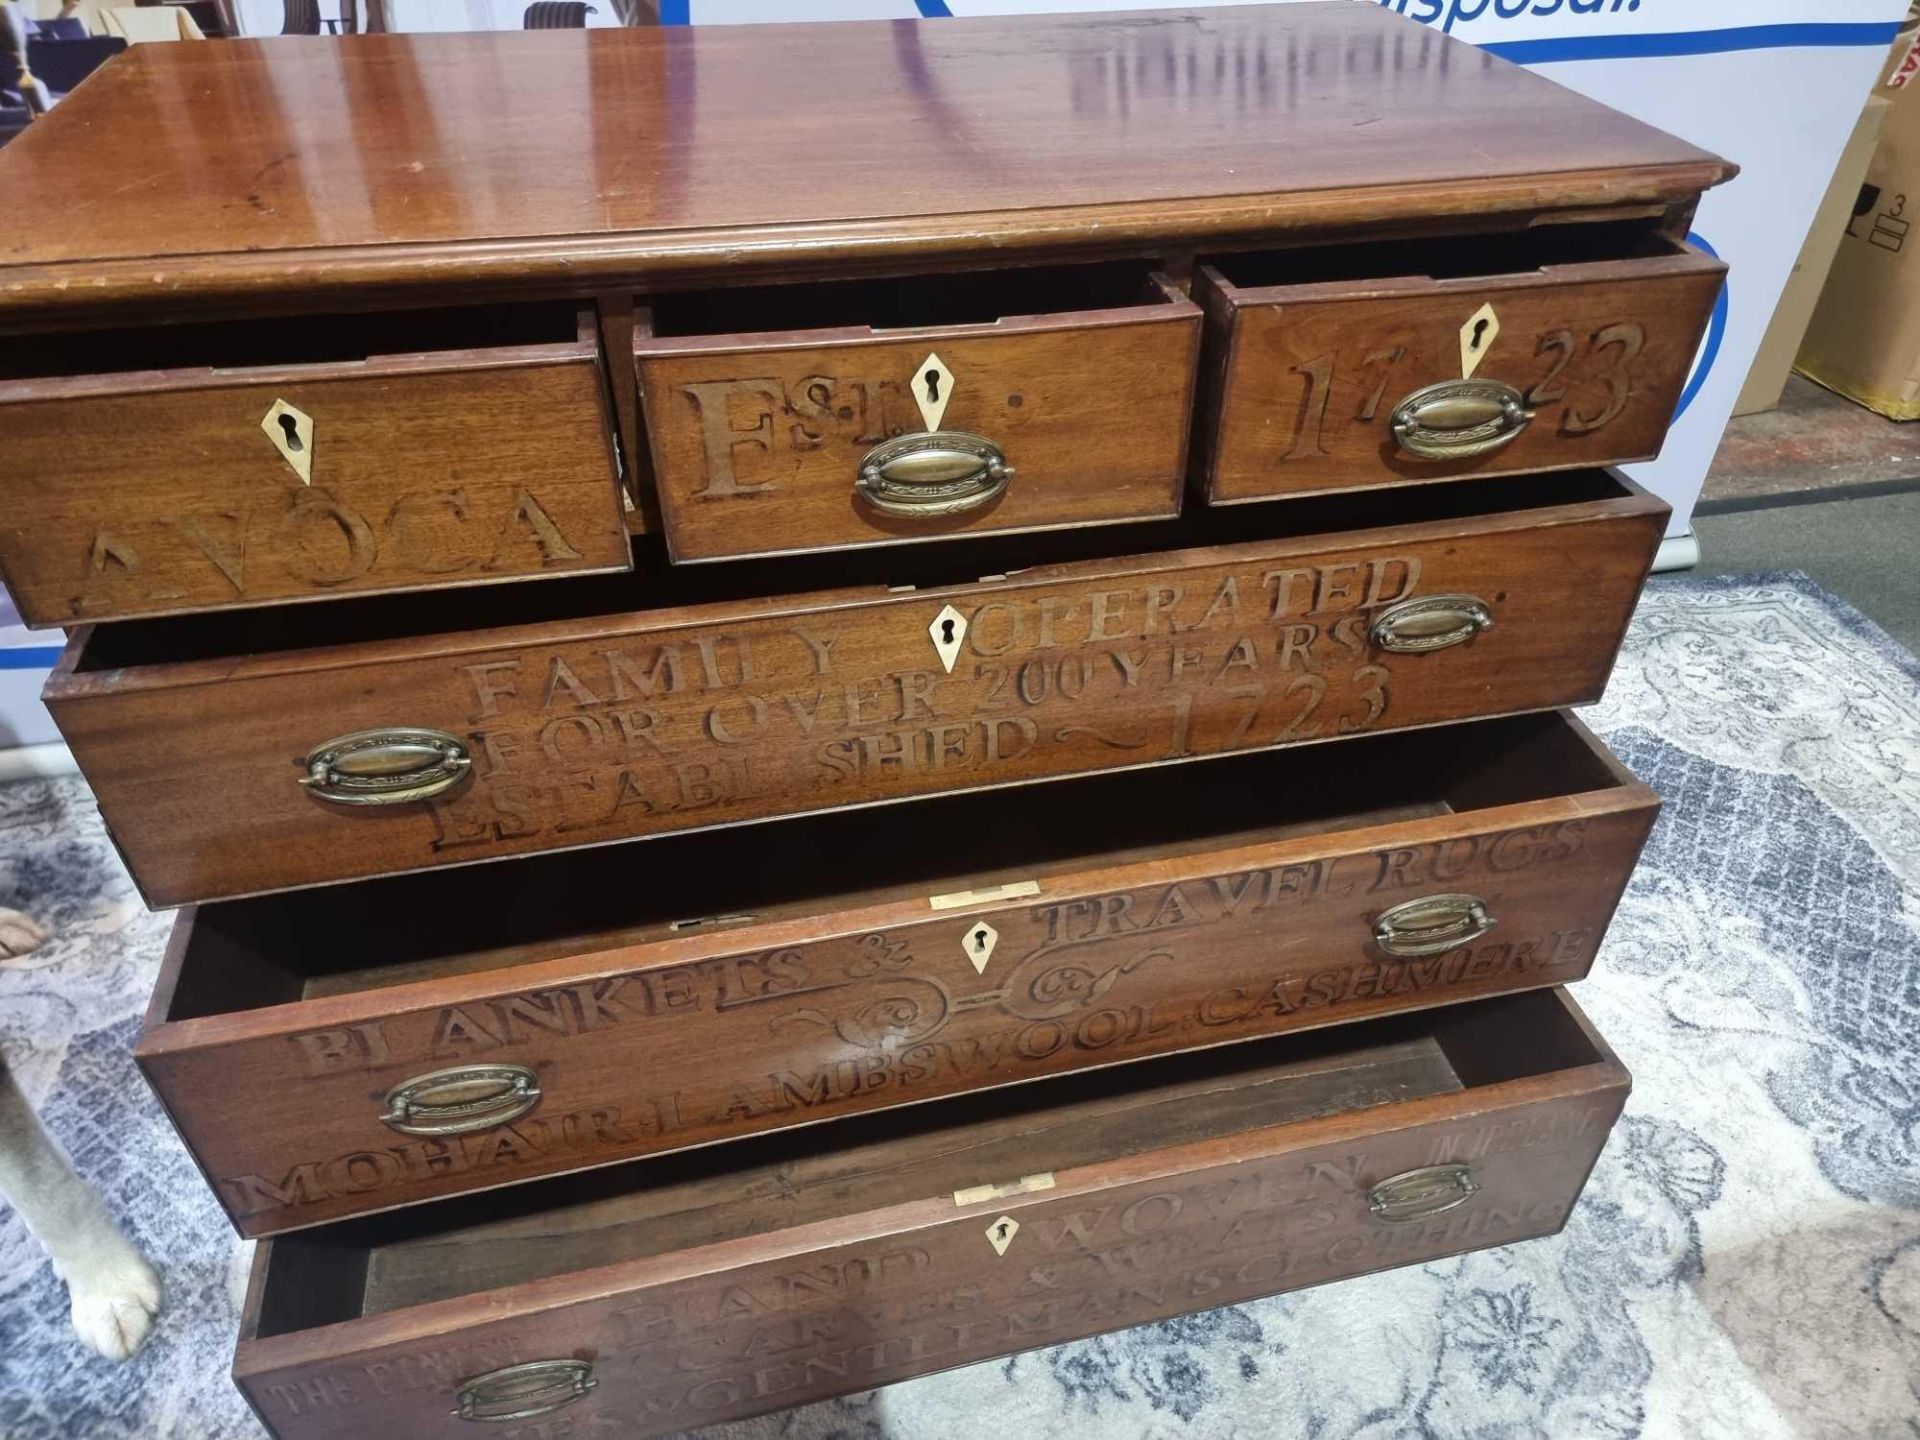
[1373,892,1496,957]
[1369,593,1494,654]
[857,430,1014,517]
[300,726,471,806]
[452,1359,597,1423]
[382,1063,542,1136]
[1367,1164,1479,1223]
[1391,378,1535,461]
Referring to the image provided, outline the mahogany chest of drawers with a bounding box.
[0,5,1730,1435]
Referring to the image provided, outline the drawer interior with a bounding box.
[76,469,1638,673]
[642,260,1180,340]
[246,988,1604,1338]
[1202,218,1688,292]
[159,711,1628,1020]
[0,301,588,382]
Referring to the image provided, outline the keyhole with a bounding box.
[973,928,988,952]
[1470,319,1490,351]
[996,1221,1010,1239]
[924,370,941,404]
[278,413,305,452]
[941,618,956,644]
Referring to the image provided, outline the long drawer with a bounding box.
[47,471,1665,906]
[0,303,629,627]
[138,711,1654,1236]
[232,988,1629,1440]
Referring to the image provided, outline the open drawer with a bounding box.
[139,711,1655,1236]
[232,988,1629,1439]
[47,470,1665,906]
[1194,222,1726,502]
[0,303,628,626]
[633,262,1200,562]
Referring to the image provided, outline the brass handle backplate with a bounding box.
[382,1063,542,1136]
[857,430,1014,517]
[300,726,471,806]
[1391,378,1535,461]
[1368,1164,1479,1223]
[1370,594,1494,654]
[452,1359,596,1423]
[1373,893,1497,958]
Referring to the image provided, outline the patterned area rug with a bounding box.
[1,572,1916,1440]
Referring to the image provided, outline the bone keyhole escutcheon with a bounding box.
[262,398,315,483]
[1459,304,1501,381]
[963,919,999,973]
[913,353,955,430]
[929,604,968,673]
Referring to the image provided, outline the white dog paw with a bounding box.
[67,1253,162,1361]
[0,907,49,962]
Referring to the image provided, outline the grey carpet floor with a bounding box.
[1,572,1916,1438]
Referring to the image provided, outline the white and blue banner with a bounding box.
[661,0,1911,537]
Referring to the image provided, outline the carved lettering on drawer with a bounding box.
[218,1103,640,1215]
[281,819,1595,1081]
[1275,318,1649,464]
[681,374,924,498]
[75,485,588,614]
[422,554,1436,855]
[249,911,1599,1218]
[519,1109,1606,1432]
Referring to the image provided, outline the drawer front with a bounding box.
[636,294,1199,561]
[142,746,1655,1234]
[1199,246,1725,502]
[0,347,627,626]
[51,487,1664,906]
[233,995,1628,1440]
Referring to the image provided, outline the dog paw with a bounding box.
[0,907,49,962]
[67,1252,162,1361]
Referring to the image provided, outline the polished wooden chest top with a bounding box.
[0,5,1730,317]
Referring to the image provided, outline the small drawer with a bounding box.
[1194,222,1726,502]
[47,470,1665,906]
[232,988,1629,1439]
[633,263,1199,561]
[0,304,628,626]
[138,710,1655,1236]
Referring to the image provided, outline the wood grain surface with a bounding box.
[0,310,627,625]
[230,989,1629,1440]
[138,712,1654,1235]
[0,6,1732,318]
[1197,233,1725,501]
[46,475,1665,906]
[636,270,1198,561]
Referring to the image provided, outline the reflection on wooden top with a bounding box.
[0,4,1731,315]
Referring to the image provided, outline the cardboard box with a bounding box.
[1800,35,1920,419]
[1737,94,1894,415]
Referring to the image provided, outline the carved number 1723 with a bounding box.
[1278,321,1648,460]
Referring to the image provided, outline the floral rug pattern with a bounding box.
[1,572,1916,1439]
